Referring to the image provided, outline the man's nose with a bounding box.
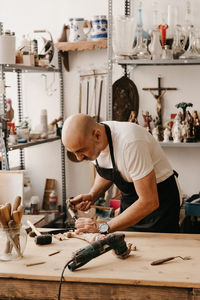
[75,153,84,161]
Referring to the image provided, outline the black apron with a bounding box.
[95,124,180,233]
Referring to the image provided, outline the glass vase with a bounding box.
[0,225,27,261]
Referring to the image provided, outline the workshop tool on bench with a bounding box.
[27,220,52,245]
[66,198,114,220]
[68,232,130,271]
[151,255,191,265]
[58,233,132,299]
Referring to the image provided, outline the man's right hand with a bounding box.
[68,194,94,211]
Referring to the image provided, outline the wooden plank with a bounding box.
[0,279,197,300]
[55,39,107,52]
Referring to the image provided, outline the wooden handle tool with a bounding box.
[4,203,11,224]
[27,220,52,245]
[17,204,25,223]
[13,196,21,211]
[0,206,9,228]
[12,211,21,225]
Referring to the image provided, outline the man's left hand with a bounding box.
[75,218,98,234]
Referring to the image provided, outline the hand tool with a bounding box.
[13,196,21,211]
[151,255,191,265]
[27,220,52,245]
[66,198,78,221]
[67,232,131,271]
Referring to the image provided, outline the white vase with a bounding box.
[149,29,162,60]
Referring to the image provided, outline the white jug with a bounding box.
[68,18,91,42]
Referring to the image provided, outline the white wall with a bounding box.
[1,0,200,206]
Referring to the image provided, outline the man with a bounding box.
[62,113,181,234]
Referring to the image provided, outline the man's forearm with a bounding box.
[89,173,113,202]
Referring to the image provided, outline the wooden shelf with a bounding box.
[160,141,200,148]
[114,58,200,66]
[8,136,60,151]
[55,39,107,52]
[3,64,59,73]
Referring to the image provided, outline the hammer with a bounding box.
[27,220,52,245]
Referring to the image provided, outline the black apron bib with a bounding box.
[95,124,180,233]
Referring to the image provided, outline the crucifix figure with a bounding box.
[143,77,177,126]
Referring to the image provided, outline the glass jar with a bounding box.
[0,225,27,261]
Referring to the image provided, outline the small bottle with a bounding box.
[49,190,58,210]
[32,39,39,66]
[30,196,39,214]
[40,109,48,138]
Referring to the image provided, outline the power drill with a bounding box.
[68,233,130,271]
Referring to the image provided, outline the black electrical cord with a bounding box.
[58,259,73,300]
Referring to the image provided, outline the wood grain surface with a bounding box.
[0,232,200,300]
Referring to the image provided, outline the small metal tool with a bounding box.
[151,255,191,265]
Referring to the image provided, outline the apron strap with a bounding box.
[173,170,178,178]
[96,123,116,168]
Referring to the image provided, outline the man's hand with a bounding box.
[69,194,94,211]
[75,217,98,234]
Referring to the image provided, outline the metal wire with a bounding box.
[58,52,67,214]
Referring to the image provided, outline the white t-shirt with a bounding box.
[93,121,173,184]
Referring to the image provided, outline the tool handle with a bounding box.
[27,220,41,236]
[151,256,176,265]
[12,211,21,225]
[13,196,21,211]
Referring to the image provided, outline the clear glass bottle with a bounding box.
[161,45,173,60]
[172,25,185,59]
[0,225,27,261]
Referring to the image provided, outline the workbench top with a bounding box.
[0,231,200,289]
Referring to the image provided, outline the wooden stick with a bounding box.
[13,196,21,211]
[48,250,60,256]
[26,261,46,267]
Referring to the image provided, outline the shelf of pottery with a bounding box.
[55,16,107,53]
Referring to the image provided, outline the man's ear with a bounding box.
[93,129,101,141]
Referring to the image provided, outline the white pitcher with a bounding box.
[68,18,91,42]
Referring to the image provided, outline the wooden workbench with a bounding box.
[0,232,200,300]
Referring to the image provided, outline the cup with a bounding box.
[113,15,136,57]
[68,18,91,42]
[89,15,107,40]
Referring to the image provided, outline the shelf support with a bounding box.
[107,0,113,120]
[58,53,67,214]
[17,70,25,170]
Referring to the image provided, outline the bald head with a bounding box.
[62,114,97,148]
[62,114,107,161]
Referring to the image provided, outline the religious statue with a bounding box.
[149,89,167,125]
[185,110,194,142]
[175,102,193,121]
[128,110,138,124]
[192,110,200,141]
[142,111,152,133]
[152,126,159,141]
[163,127,171,143]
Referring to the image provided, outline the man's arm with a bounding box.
[70,172,112,210]
[75,169,159,233]
[107,169,159,232]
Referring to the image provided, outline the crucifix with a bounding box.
[143,77,177,126]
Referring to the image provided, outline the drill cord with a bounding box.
[58,259,73,300]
